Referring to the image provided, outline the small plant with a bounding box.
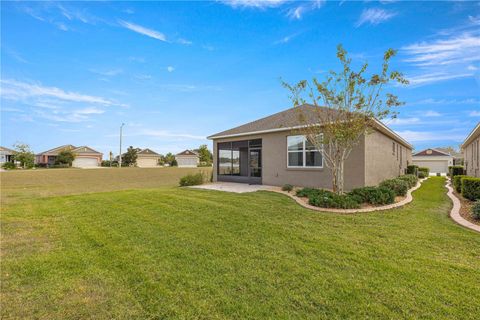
[461,177,480,201]
[418,171,426,179]
[449,166,465,177]
[418,167,430,176]
[349,186,395,205]
[380,178,409,196]
[282,184,293,192]
[397,174,418,188]
[406,165,418,175]
[296,187,322,198]
[472,201,480,220]
[179,172,206,186]
[308,191,360,209]
[2,162,16,170]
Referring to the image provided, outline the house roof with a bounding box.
[435,147,462,158]
[461,122,480,149]
[176,149,198,157]
[0,146,16,154]
[37,144,76,156]
[72,146,102,154]
[207,104,412,149]
[138,148,160,156]
[413,148,452,157]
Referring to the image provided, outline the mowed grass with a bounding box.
[1,176,479,319]
[0,167,211,204]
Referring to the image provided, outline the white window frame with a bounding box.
[287,135,323,168]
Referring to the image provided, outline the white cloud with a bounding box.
[406,72,473,86]
[396,130,465,142]
[177,38,193,45]
[403,33,480,67]
[424,110,442,117]
[140,129,206,140]
[167,66,175,72]
[134,74,152,80]
[467,65,478,71]
[274,33,299,44]
[118,20,167,42]
[356,8,397,27]
[286,0,325,20]
[220,0,286,9]
[470,110,480,116]
[1,79,124,106]
[89,68,123,77]
[411,98,480,105]
[387,117,421,126]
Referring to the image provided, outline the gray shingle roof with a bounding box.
[208,105,334,139]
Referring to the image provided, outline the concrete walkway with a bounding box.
[445,180,480,233]
[190,182,277,193]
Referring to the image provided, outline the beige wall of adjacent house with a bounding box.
[364,129,412,186]
[213,130,366,191]
[463,133,480,177]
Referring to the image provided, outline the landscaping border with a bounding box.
[274,178,427,214]
[445,179,480,233]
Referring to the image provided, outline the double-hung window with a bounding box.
[287,135,323,168]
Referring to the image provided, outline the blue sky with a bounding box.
[1,0,479,156]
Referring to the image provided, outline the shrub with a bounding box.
[308,191,360,209]
[397,174,418,188]
[418,167,430,176]
[406,165,418,175]
[296,187,322,198]
[453,175,467,193]
[472,201,480,220]
[2,162,16,170]
[418,171,426,179]
[282,184,293,192]
[449,166,464,177]
[179,172,206,186]
[461,178,480,201]
[379,178,409,196]
[349,186,396,205]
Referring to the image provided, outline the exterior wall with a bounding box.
[137,156,160,167]
[412,155,453,174]
[75,154,102,165]
[363,129,412,186]
[464,133,480,177]
[213,130,366,191]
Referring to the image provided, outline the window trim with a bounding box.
[287,134,324,169]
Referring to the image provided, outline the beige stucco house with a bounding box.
[208,105,413,190]
[175,150,199,167]
[137,148,161,167]
[36,145,102,168]
[412,148,453,175]
[0,146,15,166]
[462,122,480,177]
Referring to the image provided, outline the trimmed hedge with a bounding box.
[397,174,418,188]
[296,187,321,198]
[349,187,395,205]
[406,165,418,175]
[472,201,480,220]
[418,167,430,176]
[461,177,480,201]
[379,178,409,196]
[308,191,360,209]
[453,175,468,193]
[449,166,465,177]
[418,171,427,179]
[179,172,206,186]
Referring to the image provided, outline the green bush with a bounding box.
[472,201,480,220]
[296,187,322,198]
[397,174,418,188]
[449,166,464,177]
[453,175,467,193]
[461,178,480,201]
[282,184,293,192]
[379,178,409,196]
[308,191,360,209]
[349,186,396,205]
[179,172,206,186]
[418,167,430,176]
[406,165,418,175]
[418,171,426,179]
[2,162,16,170]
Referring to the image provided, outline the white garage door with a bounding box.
[178,158,197,167]
[137,158,158,167]
[72,157,98,168]
[413,160,448,173]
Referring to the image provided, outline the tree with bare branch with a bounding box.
[283,44,408,194]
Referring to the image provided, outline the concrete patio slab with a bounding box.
[190,182,278,193]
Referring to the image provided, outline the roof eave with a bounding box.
[461,123,480,149]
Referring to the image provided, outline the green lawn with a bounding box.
[1,175,479,319]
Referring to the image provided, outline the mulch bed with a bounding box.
[453,189,480,226]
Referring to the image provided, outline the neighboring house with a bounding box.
[462,122,480,177]
[412,148,453,175]
[175,150,199,168]
[436,147,463,166]
[36,145,102,168]
[137,148,161,167]
[0,146,15,165]
[208,105,413,190]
